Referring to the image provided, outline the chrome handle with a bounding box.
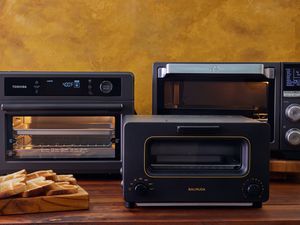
[158,63,274,79]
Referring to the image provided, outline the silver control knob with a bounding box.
[286,128,300,146]
[285,104,300,122]
[99,80,113,94]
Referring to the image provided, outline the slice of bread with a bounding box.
[0,169,27,183]
[0,176,26,186]
[55,175,77,185]
[22,180,54,198]
[47,183,78,196]
[55,181,70,185]
[26,170,57,181]
[26,176,46,184]
[0,179,26,199]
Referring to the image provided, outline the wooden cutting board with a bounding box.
[0,186,89,215]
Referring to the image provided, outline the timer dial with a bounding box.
[285,128,300,146]
[285,104,300,122]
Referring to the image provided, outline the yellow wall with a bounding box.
[0,0,299,114]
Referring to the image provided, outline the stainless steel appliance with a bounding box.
[0,72,134,174]
[122,115,270,208]
[152,62,300,159]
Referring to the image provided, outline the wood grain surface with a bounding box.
[0,186,89,215]
[0,179,299,224]
[0,0,300,114]
[270,160,300,173]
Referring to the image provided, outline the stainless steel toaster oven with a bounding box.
[0,72,134,174]
[153,62,300,159]
[122,115,270,208]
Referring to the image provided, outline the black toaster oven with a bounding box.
[0,72,134,174]
[153,62,300,159]
[122,115,270,208]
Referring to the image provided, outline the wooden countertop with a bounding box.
[1,179,300,225]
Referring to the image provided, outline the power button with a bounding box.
[99,80,113,94]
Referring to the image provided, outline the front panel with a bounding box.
[280,63,300,158]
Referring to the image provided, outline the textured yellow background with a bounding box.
[0,0,299,114]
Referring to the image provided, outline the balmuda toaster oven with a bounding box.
[0,72,134,174]
[153,62,300,159]
[122,115,270,208]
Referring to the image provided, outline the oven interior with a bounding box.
[145,137,249,177]
[8,116,117,160]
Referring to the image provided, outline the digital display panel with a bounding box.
[5,77,121,96]
[284,67,300,90]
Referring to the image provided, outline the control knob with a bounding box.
[285,104,300,122]
[242,178,264,199]
[99,80,113,94]
[285,128,300,146]
[134,183,148,195]
[246,184,262,198]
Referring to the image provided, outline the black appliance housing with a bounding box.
[122,115,270,208]
[0,72,134,174]
[153,62,300,159]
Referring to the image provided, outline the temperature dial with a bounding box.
[285,104,300,122]
[285,128,300,146]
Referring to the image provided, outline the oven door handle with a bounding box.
[1,103,123,111]
[158,63,275,79]
[177,125,221,135]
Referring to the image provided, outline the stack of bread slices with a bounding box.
[0,169,78,199]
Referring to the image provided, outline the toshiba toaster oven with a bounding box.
[0,72,134,174]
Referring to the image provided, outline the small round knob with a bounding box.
[286,104,300,122]
[99,80,113,94]
[246,184,262,197]
[286,128,300,146]
[134,183,148,195]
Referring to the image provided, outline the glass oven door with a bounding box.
[157,63,275,141]
[145,136,249,177]
[6,115,119,160]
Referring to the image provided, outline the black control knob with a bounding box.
[286,104,300,122]
[99,80,113,94]
[246,184,262,198]
[242,178,264,200]
[285,128,300,146]
[134,183,148,195]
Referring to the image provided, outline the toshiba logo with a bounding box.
[12,85,27,89]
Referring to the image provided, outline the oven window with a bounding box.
[8,116,116,160]
[145,137,249,177]
[164,81,268,112]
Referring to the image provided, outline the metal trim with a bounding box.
[136,202,253,206]
[158,64,265,78]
